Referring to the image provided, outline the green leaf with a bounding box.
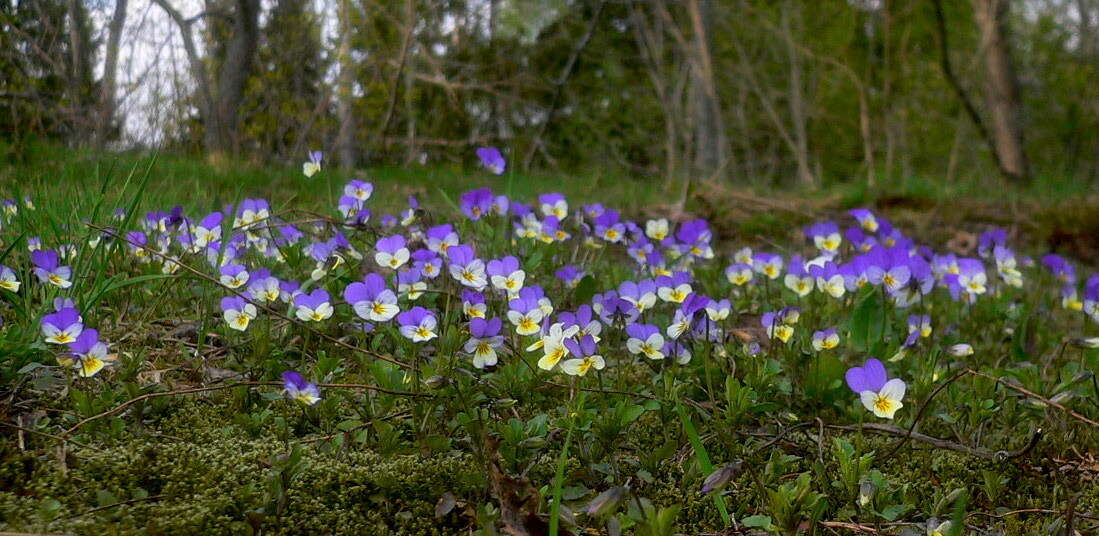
[619,404,646,425]
[86,273,178,308]
[741,514,773,528]
[573,275,598,307]
[17,362,48,374]
[847,288,883,352]
[879,504,909,521]
[675,403,732,527]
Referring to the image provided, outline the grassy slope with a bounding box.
[1,143,1097,535]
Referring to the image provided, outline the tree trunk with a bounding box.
[65,0,92,141]
[686,0,729,180]
[205,0,261,155]
[971,0,1029,183]
[334,0,357,169]
[781,0,814,187]
[94,0,128,148]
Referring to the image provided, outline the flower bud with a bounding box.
[1071,337,1099,349]
[585,486,628,517]
[858,480,876,507]
[701,461,743,493]
[946,343,974,357]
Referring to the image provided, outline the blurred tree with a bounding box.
[241,0,328,161]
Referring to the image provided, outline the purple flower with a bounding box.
[221,296,258,331]
[63,328,111,377]
[447,244,487,289]
[375,235,410,269]
[845,358,887,393]
[907,315,932,338]
[42,307,83,344]
[593,292,639,326]
[978,228,1008,258]
[656,271,693,303]
[31,250,73,289]
[282,370,321,404]
[248,275,282,303]
[303,151,323,177]
[626,323,665,360]
[345,274,399,322]
[465,317,504,368]
[476,147,506,175]
[463,290,487,318]
[845,358,906,419]
[705,299,731,322]
[805,222,842,253]
[294,289,333,322]
[279,280,302,303]
[219,264,250,289]
[1042,254,1075,284]
[397,266,427,299]
[725,263,754,286]
[662,340,692,364]
[397,306,438,342]
[425,224,460,255]
[558,305,602,340]
[344,180,374,201]
[849,208,879,232]
[560,334,605,376]
[506,293,545,336]
[234,198,270,226]
[761,311,794,343]
[812,328,840,351]
[491,194,510,216]
[487,256,524,293]
[555,265,585,288]
[460,188,495,220]
[0,265,21,292]
[411,249,442,279]
[539,193,568,219]
[753,253,784,280]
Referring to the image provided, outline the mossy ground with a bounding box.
[3,396,1096,534]
[1,145,1098,534]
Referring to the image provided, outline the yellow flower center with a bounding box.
[873,395,896,414]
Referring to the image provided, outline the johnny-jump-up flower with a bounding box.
[845,358,906,419]
[397,306,438,342]
[812,328,840,351]
[537,322,580,370]
[476,147,506,175]
[42,307,83,344]
[303,151,322,178]
[345,273,399,322]
[487,256,525,294]
[465,317,504,368]
[294,289,333,322]
[0,265,20,292]
[221,296,258,331]
[375,235,410,270]
[560,334,605,376]
[626,323,665,360]
[31,250,73,288]
[282,371,321,404]
[61,328,112,377]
